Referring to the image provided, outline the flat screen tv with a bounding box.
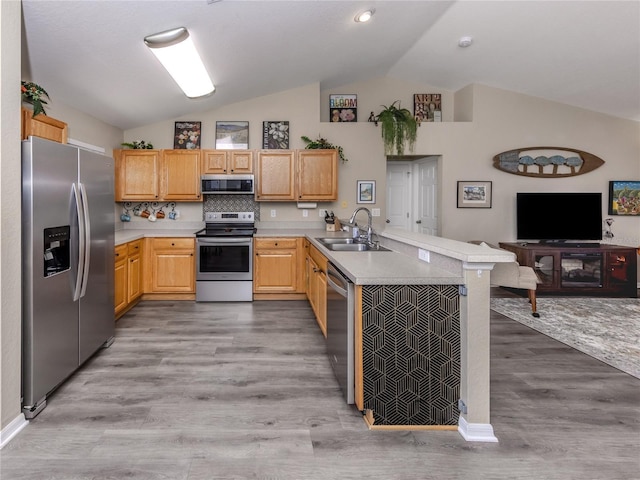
[516,192,602,242]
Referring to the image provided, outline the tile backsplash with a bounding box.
[203,194,260,220]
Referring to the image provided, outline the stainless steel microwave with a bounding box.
[201,174,255,194]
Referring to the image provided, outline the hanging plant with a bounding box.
[301,135,348,163]
[21,81,50,117]
[375,101,418,156]
[121,140,154,149]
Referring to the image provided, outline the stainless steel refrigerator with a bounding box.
[22,136,115,418]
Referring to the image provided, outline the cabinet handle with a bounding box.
[275,242,278,246]
[171,243,175,246]
[115,253,120,257]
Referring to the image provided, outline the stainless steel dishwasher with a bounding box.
[326,262,355,404]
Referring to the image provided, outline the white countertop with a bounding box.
[118,225,513,286]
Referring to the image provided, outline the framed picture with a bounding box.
[457,181,492,208]
[174,121,201,149]
[262,121,289,149]
[608,180,640,215]
[414,93,442,122]
[357,180,376,204]
[215,121,249,149]
[329,94,357,122]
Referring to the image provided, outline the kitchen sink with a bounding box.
[315,238,391,252]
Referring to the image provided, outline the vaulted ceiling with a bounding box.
[21,0,640,130]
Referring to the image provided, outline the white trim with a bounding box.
[457,416,498,442]
[67,138,106,154]
[0,413,28,449]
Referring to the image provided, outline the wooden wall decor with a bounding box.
[493,146,604,178]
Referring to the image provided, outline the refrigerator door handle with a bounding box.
[72,183,86,301]
[78,182,91,299]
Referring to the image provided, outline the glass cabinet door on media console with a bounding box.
[499,243,637,297]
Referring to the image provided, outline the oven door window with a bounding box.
[199,244,250,273]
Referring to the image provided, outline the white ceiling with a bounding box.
[21,0,640,131]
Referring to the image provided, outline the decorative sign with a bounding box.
[414,93,441,122]
[329,94,357,122]
[492,146,605,178]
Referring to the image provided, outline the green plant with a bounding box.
[376,101,418,156]
[121,140,154,149]
[21,81,49,117]
[301,135,348,163]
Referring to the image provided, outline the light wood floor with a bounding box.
[1,292,638,479]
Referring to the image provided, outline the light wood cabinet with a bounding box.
[161,150,202,201]
[114,244,128,317]
[146,238,195,293]
[115,239,144,319]
[255,150,296,201]
[253,237,302,293]
[21,107,68,143]
[127,240,143,303]
[115,149,161,201]
[297,150,338,201]
[305,242,328,336]
[202,150,254,174]
[255,149,338,202]
[115,149,202,202]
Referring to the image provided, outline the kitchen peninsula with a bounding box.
[115,224,514,442]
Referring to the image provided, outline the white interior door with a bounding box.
[385,162,411,230]
[413,157,438,236]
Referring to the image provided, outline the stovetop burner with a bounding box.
[196,211,256,237]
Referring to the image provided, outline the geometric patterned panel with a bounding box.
[361,284,460,425]
[204,194,261,220]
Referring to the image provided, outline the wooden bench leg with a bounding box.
[528,289,539,317]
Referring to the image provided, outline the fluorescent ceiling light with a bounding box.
[144,27,215,98]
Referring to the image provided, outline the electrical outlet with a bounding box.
[302,209,308,217]
[418,248,430,262]
[319,209,327,217]
[372,208,381,217]
[270,209,276,218]
[341,201,348,208]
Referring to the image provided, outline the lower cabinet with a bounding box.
[253,237,305,296]
[114,239,144,319]
[305,241,328,337]
[146,238,195,293]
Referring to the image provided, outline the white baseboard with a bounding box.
[458,415,499,442]
[0,413,28,449]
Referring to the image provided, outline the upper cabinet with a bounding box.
[255,149,337,202]
[202,150,254,174]
[297,150,338,201]
[161,150,202,201]
[21,107,68,144]
[255,150,296,201]
[115,149,161,201]
[115,149,201,202]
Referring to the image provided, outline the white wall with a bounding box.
[1,0,24,433]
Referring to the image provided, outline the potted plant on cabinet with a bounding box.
[375,101,418,156]
[301,135,348,163]
[21,81,50,117]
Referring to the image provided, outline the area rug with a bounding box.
[490,297,640,378]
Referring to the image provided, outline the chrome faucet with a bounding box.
[348,207,373,244]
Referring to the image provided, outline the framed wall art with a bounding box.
[357,180,376,204]
[215,121,249,149]
[174,121,201,149]
[414,93,441,122]
[608,180,640,215]
[329,94,357,122]
[262,121,289,149]
[457,181,492,208]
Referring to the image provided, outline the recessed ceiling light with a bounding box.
[458,36,473,48]
[354,9,375,23]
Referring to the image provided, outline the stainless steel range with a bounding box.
[195,211,256,302]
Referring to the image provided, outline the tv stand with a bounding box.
[499,242,637,297]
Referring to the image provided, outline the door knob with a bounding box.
[416,220,422,224]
